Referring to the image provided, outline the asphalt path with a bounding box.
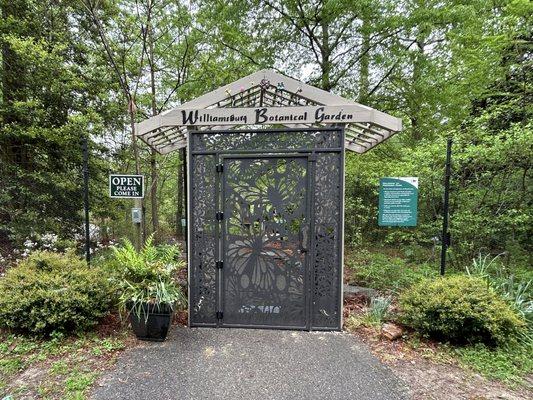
[91,327,407,400]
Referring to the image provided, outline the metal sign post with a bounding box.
[440,138,453,276]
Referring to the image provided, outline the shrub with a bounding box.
[347,251,436,292]
[399,275,526,345]
[0,251,113,335]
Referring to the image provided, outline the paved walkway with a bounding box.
[91,327,408,400]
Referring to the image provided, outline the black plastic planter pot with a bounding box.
[128,302,174,342]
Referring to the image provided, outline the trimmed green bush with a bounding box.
[0,251,113,335]
[399,275,526,345]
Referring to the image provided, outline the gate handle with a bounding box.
[299,224,309,253]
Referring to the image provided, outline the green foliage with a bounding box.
[454,341,533,385]
[499,276,533,325]
[399,275,526,345]
[368,296,392,324]
[344,296,392,331]
[0,0,530,281]
[112,235,186,319]
[0,1,124,246]
[347,250,436,293]
[0,329,129,399]
[465,252,505,280]
[464,253,533,326]
[0,251,112,335]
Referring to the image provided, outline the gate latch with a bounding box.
[216,311,223,320]
[216,164,224,173]
[216,260,223,269]
[216,211,224,221]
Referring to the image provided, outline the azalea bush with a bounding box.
[400,275,526,345]
[0,251,113,335]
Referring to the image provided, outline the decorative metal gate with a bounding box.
[189,128,344,330]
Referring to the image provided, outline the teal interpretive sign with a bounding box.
[378,177,418,227]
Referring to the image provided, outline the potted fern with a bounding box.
[112,236,186,341]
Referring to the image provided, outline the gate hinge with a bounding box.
[216,163,224,173]
[216,311,223,320]
[216,260,223,269]
[216,211,224,221]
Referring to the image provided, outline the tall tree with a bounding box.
[0,0,119,246]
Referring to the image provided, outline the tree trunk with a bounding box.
[359,20,370,103]
[150,149,159,239]
[147,0,160,241]
[320,17,332,91]
[410,39,425,142]
[128,99,144,248]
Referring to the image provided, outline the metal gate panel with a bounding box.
[189,128,344,330]
[189,154,218,325]
[221,155,310,328]
[311,152,343,329]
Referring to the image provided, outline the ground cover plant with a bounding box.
[453,341,533,386]
[0,317,132,399]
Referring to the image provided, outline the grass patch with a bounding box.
[399,333,532,387]
[0,358,24,375]
[346,250,436,292]
[65,371,98,392]
[345,314,381,331]
[51,360,69,375]
[453,341,533,385]
[0,327,131,399]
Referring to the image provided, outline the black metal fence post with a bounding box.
[440,138,452,275]
[182,147,187,251]
[82,137,91,264]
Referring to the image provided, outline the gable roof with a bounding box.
[135,69,402,154]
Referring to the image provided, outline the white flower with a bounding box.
[41,233,59,245]
[23,239,36,249]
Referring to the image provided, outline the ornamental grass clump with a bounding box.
[399,275,526,345]
[112,236,186,320]
[0,251,112,335]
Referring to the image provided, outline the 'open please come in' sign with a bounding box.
[109,174,144,198]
